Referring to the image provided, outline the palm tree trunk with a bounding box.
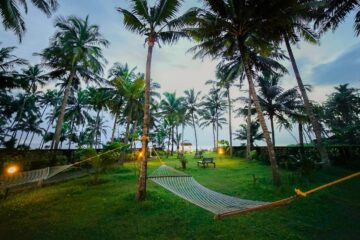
[111,112,118,143]
[68,120,75,150]
[247,91,251,160]
[243,59,281,185]
[136,42,153,201]
[40,116,54,149]
[181,123,185,153]
[227,87,233,156]
[270,115,276,146]
[94,110,100,148]
[212,123,216,150]
[171,126,174,155]
[17,130,24,147]
[22,131,30,146]
[299,122,305,159]
[192,112,198,153]
[167,128,171,157]
[124,109,132,145]
[53,72,74,150]
[284,35,329,165]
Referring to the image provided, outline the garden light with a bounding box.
[6,165,19,175]
[218,148,224,155]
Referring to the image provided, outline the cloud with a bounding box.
[310,43,360,85]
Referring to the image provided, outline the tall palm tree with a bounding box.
[118,0,195,200]
[188,0,291,185]
[0,0,58,41]
[207,64,238,156]
[201,87,227,150]
[39,16,109,151]
[274,0,331,165]
[184,89,201,152]
[240,72,301,146]
[315,0,360,36]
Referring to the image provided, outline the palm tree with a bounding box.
[315,0,360,36]
[118,0,195,200]
[10,64,48,140]
[199,107,227,150]
[39,16,109,151]
[234,121,264,148]
[39,89,61,149]
[86,87,110,148]
[188,0,290,185]
[184,89,201,153]
[64,89,91,149]
[0,0,58,41]
[240,72,301,146]
[207,65,238,156]
[201,87,227,150]
[160,92,184,155]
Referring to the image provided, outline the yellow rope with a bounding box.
[295,172,360,197]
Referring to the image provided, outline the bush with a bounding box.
[250,150,258,160]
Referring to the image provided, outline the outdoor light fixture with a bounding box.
[218,148,224,155]
[6,165,19,175]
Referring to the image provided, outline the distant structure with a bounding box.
[181,140,192,153]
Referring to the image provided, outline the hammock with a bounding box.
[149,165,360,219]
[0,146,123,190]
[0,165,73,189]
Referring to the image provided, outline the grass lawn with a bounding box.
[0,152,359,240]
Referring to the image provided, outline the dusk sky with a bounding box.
[1,0,359,148]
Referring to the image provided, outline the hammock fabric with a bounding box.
[0,165,73,189]
[0,146,124,190]
[148,165,295,219]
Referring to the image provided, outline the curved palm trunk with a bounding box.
[111,112,119,143]
[227,87,233,156]
[136,43,153,201]
[53,72,74,150]
[247,91,251,160]
[270,115,276,146]
[212,123,216,150]
[191,112,198,153]
[243,60,281,185]
[298,122,305,159]
[284,35,329,166]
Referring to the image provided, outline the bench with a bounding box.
[197,158,216,168]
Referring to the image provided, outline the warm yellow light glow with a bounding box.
[218,148,224,155]
[138,151,143,158]
[6,165,18,175]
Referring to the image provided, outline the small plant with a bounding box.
[76,148,103,184]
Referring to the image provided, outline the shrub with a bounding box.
[250,150,258,160]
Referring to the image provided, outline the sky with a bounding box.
[0,0,359,148]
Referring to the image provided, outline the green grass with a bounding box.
[0,153,359,240]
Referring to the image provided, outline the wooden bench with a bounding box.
[197,158,216,168]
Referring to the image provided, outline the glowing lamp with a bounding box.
[6,165,19,175]
[218,148,224,155]
[138,151,143,158]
